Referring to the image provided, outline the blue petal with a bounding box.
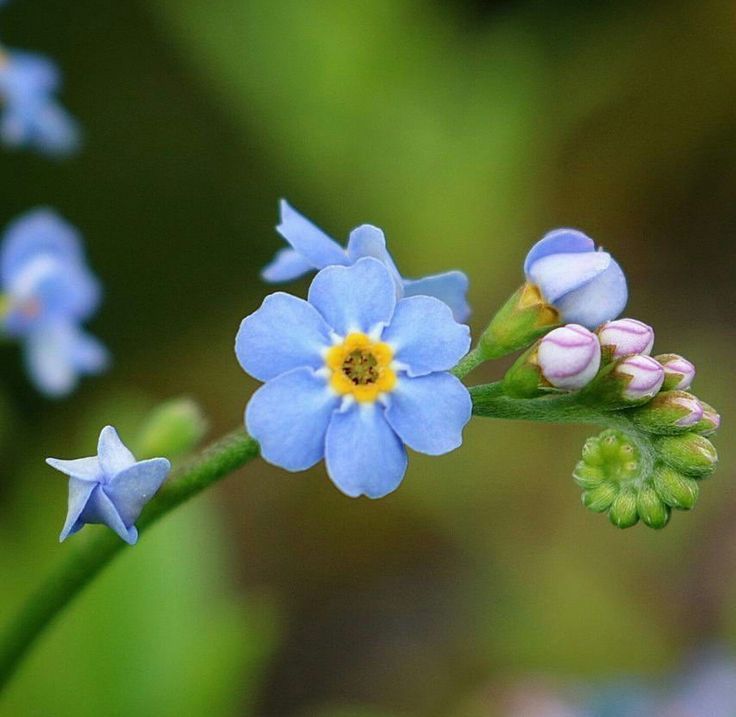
[1,207,85,286]
[245,367,339,471]
[325,403,407,498]
[59,477,96,542]
[526,251,611,303]
[27,102,80,156]
[402,271,470,322]
[276,200,348,270]
[105,458,171,527]
[46,456,101,481]
[24,322,77,397]
[385,373,471,455]
[261,247,314,283]
[346,224,403,289]
[97,426,136,477]
[81,486,138,544]
[236,292,333,382]
[71,328,109,373]
[554,258,628,328]
[523,228,595,275]
[381,296,470,377]
[308,257,396,336]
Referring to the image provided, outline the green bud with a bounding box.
[582,481,618,512]
[609,489,639,529]
[630,390,704,435]
[652,464,699,510]
[135,398,208,459]
[478,282,559,360]
[636,485,670,529]
[574,430,640,493]
[656,433,718,478]
[691,401,721,436]
[502,345,544,398]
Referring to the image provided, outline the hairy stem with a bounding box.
[0,430,259,692]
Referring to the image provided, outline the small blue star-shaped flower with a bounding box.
[47,426,171,545]
[0,49,80,156]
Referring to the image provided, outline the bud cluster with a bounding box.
[574,427,718,529]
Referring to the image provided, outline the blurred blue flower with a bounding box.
[262,199,471,321]
[0,208,108,396]
[0,49,80,155]
[48,426,171,545]
[237,257,471,498]
[524,229,627,329]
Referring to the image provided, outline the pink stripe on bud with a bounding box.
[615,354,664,401]
[598,318,654,358]
[671,394,704,427]
[538,324,601,390]
[656,353,696,391]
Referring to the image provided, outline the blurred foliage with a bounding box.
[0,0,735,715]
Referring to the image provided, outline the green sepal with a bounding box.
[636,485,670,529]
[691,401,720,436]
[656,433,718,478]
[629,390,703,435]
[477,282,559,360]
[652,464,699,510]
[501,345,545,398]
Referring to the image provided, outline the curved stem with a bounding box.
[0,430,259,692]
[451,347,485,379]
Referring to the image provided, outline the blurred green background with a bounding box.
[1,1,734,715]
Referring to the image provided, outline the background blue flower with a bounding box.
[262,199,471,321]
[0,49,80,155]
[238,257,471,498]
[47,425,171,544]
[524,228,628,329]
[0,208,107,396]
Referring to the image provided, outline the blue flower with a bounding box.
[48,426,171,545]
[262,200,471,322]
[0,208,108,396]
[0,49,80,155]
[237,257,472,498]
[524,229,627,329]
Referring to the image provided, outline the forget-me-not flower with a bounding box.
[0,48,80,155]
[48,426,171,545]
[237,257,472,498]
[262,200,471,321]
[524,229,627,329]
[0,208,108,396]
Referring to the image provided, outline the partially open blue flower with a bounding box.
[48,426,171,545]
[262,200,471,321]
[524,229,627,329]
[0,49,80,155]
[0,208,108,396]
[237,257,472,498]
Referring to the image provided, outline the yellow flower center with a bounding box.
[325,332,396,403]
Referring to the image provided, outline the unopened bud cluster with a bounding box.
[574,426,718,530]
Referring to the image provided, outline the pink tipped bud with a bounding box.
[598,318,654,358]
[655,353,695,391]
[538,324,601,390]
[614,355,664,401]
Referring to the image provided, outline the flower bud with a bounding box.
[656,433,718,478]
[537,324,601,390]
[630,390,703,435]
[479,282,559,360]
[135,397,208,459]
[691,401,720,436]
[636,484,670,529]
[655,353,695,391]
[613,354,664,402]
[652,464,699,510]
[524,228,628,329]
[581,481,618,512]
[609,488,639,529]
[597,318,654,358]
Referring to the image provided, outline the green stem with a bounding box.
[0,430,259,693]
